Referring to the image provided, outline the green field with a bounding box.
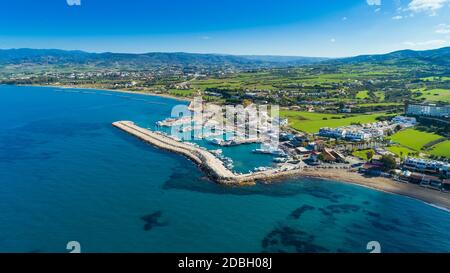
[388,128,443,151]
[429,141,450,158]
[421,76,450,82]
[352,149,375,160]
[387,146,416,157]
[168,89,196,97]
[413,88,450,103]
[374,91,385,101]
[356,90,370,99]
[280,110,387,133]
[357,102,402,107]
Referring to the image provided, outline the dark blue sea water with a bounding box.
[0,85,449,253]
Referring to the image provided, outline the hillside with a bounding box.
[331,47,450,67]
[0,49,326,71]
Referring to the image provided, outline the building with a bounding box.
[318,127,347,139]
[406,103,449,118]
[318,120,401,142]
[404,157,449,176]
[391,116,416,127]
[344,131,372,141]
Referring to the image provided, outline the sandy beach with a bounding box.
[277,168,450,211]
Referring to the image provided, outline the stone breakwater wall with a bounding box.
[113,121,306,184]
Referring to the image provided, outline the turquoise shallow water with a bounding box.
[0,85,449,253]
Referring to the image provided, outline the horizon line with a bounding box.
[0,46,449,59]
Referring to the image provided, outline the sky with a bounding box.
[1,0,450,57]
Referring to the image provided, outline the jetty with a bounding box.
[113,121,307,184]
[113,121,239,183]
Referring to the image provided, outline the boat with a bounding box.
[210,149,223,155]
[273,157,288,163]
[208,138,224,145]
[252,148,272,154]
[252,148,286,157]
[254,166,269,172]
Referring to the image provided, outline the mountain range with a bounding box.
[0,47,449,71]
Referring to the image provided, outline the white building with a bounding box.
[344,131,372,141]
[404,157,449,174]
[406,103,449,118]
[318,127,347,139]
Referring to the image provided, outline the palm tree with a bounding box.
[366,150,375,162]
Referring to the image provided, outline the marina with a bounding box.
[113,121,318,184]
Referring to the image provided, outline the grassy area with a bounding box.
[374,91,385,101]
[352,149,374,160]
[357,102,402,107]
[356,90,370,99]
[168,89,196,97]
[280,110,387,133]
[387,146,416,157]
[429,141,450,158]
[413,88,450,103]
[421,76,450,82]
[388,128,443,151]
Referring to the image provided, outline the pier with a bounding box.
[113,121,238,184]
[113,121,307,184]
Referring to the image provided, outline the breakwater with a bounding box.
[113,121,238,183]
[113,121,307,184]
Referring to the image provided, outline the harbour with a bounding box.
[2,85,450,253]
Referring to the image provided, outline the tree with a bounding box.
[243,99,253,107]
[366,150,375,162]
[381,154,397,170]
[317,154,325,162]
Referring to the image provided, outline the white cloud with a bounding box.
[330,38,336,43]
[374,8,382,12]
[367,0,382,5]
[67,0,81,6]
[403,39,447,48]
[407,0,448,15]
[392,15,404,19]
[435,23,450,34]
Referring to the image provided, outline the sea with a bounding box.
[0,85,449,253]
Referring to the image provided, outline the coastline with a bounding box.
[113,120,450,211]
[16,84,192,103]
[273,168,450,212]
[6,85,449,212]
